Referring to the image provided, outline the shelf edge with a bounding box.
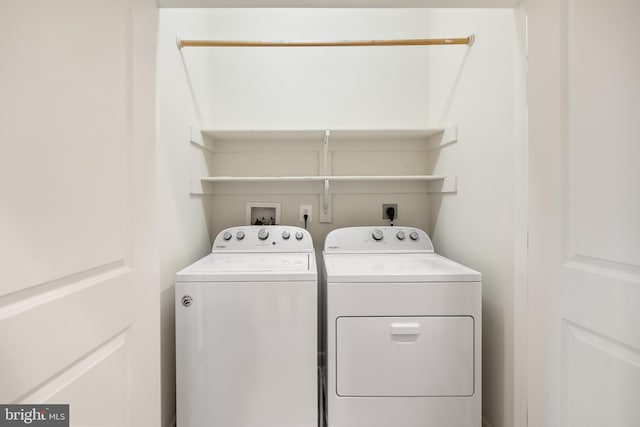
[200,175,448,182]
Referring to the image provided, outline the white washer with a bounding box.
[176,225,317,427]
[322,226,481,427]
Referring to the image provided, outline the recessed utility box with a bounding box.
[246,202,281,225]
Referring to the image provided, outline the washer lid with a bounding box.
[323,253,480,282]
[176,253,317,282]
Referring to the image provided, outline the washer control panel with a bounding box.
[324,226,434,253]
[213,226,313,252]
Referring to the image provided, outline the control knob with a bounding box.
[396,231,406,240]
[295,231,304,240]
[236,231,245,240]
[222,231,232,241]
[258,229,269,240]
[282,230,290,240]
[372,229,384,241]
[409,231,419,241]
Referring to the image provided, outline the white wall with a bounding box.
[172,9,475,130]
[427,10,527,427]
[156,11,215,427]
[157,8,525,427]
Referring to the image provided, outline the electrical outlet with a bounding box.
[299,205,312,223]
[382,203,398,220]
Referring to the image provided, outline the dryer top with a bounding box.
[323,252,480,282]
[323,226,434,253]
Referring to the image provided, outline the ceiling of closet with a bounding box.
[157,0,520,8]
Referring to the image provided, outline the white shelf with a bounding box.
[193,175,458,198]
[200,128,446,140]
[189,127,459,222]
[191,126,458,151]
[200,175,448,183]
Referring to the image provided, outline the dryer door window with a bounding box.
[336,316,474,397]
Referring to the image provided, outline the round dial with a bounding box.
[396,231,406,240]
[222,231,232,241]
[258,229,269,240]
[372,229,384,241]
[409,231,419,241]
[236,231,245,240]
[282,230,290,240]
[295,231,304,240]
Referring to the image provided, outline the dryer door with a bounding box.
[336,316,474,397]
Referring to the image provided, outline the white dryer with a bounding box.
[176,226,317,427]
[322,226,481,427]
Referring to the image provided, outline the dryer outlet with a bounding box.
[382,204,398,220]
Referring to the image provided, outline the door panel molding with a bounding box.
[0,274,133,402]
[565,255,640,284]
[0,261,129,317]
[562,320,640,426]
[563,0,640,269]
[16,330,129,403]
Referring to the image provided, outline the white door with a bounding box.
[528,0,640,425]
[0,1,159,426]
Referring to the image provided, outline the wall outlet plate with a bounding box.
[382,203,398,220]
[299,205,312,223]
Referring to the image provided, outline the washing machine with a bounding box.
[322,226,481,427]
[176,225,317,427]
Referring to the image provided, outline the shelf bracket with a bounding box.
[189,126,215,151]
[323,178,330,211]
[323,130,330,175]
[320,178,332,223]
[424,125,458,151]
[427,176,458,193]
[190,178,215,195]
[320,130,332,223]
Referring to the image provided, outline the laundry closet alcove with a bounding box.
[156,8,526,427]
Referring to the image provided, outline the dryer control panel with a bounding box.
[212,226,314,252]
[324,226,434,253]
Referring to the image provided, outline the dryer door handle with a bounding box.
[389,322,421,342]
[390,322,420,334]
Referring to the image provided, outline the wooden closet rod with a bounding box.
[176,35,475,49]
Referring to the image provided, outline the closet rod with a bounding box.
[176,35,475,49]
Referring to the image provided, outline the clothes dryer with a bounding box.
[176,226,317,427]
[323,226,481,427]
